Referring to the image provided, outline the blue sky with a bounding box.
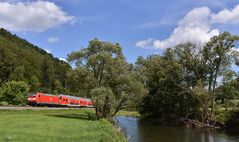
[1,0,239,63]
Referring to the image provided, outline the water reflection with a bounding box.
[114,116,239,142]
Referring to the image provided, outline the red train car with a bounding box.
[28,92,94,108]
[85,98,94,107]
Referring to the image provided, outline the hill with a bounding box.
[0,28,70,93]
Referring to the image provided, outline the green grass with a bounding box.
[116,110,140,117]
[0,109,126,142]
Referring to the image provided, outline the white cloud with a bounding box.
[211,5,239,24]
[47,36,59,43]
[43,48,51,53]
[0,1,75,32]
[136,38,155,48]
[59,58,67,62]
[136,5,239,49]
[134,22,162,30]
[153,7,220,49]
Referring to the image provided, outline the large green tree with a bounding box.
[203,32,239,118]
[138,32,239,124]
[68,39,146,119]
[137,49,198,123]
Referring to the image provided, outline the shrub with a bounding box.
[0,88,3,102]
[90,87,116,119]
[225,109,239,128]
[214,110,230,124]
[0,101,9,106]
[0,81,29,105]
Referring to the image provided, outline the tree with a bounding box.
[66,68,94,97]
[203,32,239,119]
[0,81,30,105]
[29,75,40,92]
[68,39,146,119]
[9,66,26,81]
[41,58,55,93]
[53,80,65,94]
[193,80,211,123]
[138,32,239,124]
[137,51,198,123]
[216,73,239,110]
[0,47,16,83]
[173,32,239,122]
[175,43,208,88]
[90,87,116,119]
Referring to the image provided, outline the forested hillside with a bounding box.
[0,28,70,93]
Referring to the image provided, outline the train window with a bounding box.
[38,95,40,97]
[60,96,62,100]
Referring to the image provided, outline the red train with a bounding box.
[28,92,93,107]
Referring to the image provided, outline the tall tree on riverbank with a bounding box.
[203,32,239,120]
[138,32,239,124]
[174,32,239,122]
[137,49,198,123]
[68,39,146,119]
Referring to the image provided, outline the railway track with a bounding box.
[0,106,93,110]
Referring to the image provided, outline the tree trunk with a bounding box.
[210,62,220,124]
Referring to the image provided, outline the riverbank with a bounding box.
[0,109,126,142]
[116,110,140,117]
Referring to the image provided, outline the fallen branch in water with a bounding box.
[180,118,222,129]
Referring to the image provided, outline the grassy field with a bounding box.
[0,109,126,142]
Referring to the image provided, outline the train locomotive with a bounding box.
[28,92,93,107]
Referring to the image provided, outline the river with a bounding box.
[114,116,239,142]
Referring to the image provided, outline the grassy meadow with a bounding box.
[0,109,126,142]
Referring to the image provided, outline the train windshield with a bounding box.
[28,94,36,97]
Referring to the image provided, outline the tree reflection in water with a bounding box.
[115,116,239,142]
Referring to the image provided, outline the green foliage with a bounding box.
[0,88,2,102]
[137,51,198,123]
[53,80,65,94]
[193,80,211,122]
[1,27,239,128]
[214,109,230,124]
[225,109,239,128]
[90,87,116,119]
[0,81,29,105]
[216,79,239,105]
[138,32,239,125]
[29,75,40,92]
[68,39,146,119]
[0,28,70,93]
[66,68,94,97]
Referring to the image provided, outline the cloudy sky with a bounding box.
[1,0,239,63]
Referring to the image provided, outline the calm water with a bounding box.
[114,116,239,142]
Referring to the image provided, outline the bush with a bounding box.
[0,88,2,101]
[0,101,9,106]
[0,81,29,105]
[214,110,230,124]
[90,87,116,119]
[225,109,239,128]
